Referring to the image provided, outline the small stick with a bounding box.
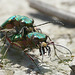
[29,0,75,24]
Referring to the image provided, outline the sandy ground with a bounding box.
[0,0,75,75]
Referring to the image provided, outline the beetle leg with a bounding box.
[40,46,44,60]
[39,47,42,56]
[35,28,42,33]
[39,46,46,61]
[23,50,40,72]
[1,32,7,52]
[46,46,51,56]
[0,32,10,63]
[1,44,10,63]
[42,47,45,55]
[38,28,42,33]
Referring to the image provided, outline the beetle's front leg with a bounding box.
[39,42,51,61]
[34,27,42,33]
[0,32,11,64]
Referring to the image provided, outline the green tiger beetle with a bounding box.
[0,15,72,70]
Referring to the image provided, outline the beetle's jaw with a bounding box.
[41,42,47,47]
[39,42,51,56]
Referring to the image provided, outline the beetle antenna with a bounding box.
[34,20,64,27]
[49,41,72,55]
[54,44,72,55]
[47,35,72,55]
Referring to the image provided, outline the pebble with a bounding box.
[0,70,6,75]
[0,70,14,75]
[14,70,26,75]
[20,66,28,71]
[53,72,64,75]
[11,64,21,68]
[5,70,14,75]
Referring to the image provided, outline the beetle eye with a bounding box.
[33,36,38,39]
[20,20,26,25]
[21,20,24,22]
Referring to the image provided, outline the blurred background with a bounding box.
[0,0,75,75]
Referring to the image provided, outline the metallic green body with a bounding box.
[1,15,47,51]
[1,15,33,28]
[27,32,46,40]
[9,32,47,42]
[1,16,15,28]
[10,33,23,41]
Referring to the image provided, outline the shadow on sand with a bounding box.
[28,12,75,28]
[3,48,51,74]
